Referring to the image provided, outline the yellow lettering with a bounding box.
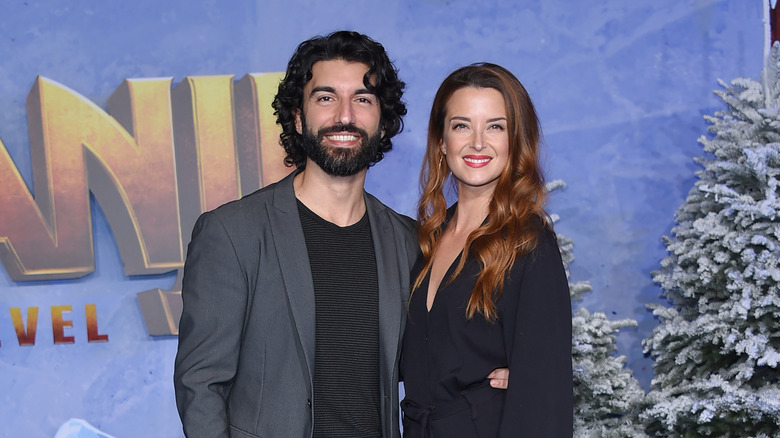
[234,73,292,190]
[85,304,109,342]
[51,305,74,344]
[10,307,38,346]
[0,71,291,336]
[0,78,95,280]
[0,77,185,279]
[98,78,184,275]
[137,72,291,336]
[172,75,241,251]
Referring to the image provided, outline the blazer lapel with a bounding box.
[365,196,404,386]
[267,171,316,383]
[263,175,406,397]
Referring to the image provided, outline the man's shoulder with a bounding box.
[208,171,295,219]
[364,192,414,225]
[364,192,416,241]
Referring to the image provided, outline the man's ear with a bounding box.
[294,110,302,135]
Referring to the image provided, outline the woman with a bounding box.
[400,63,573,437]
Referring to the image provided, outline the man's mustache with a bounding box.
[318,123,366,136]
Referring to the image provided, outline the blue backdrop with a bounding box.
[0,1,764,436]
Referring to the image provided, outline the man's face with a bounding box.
[295,59,383,176]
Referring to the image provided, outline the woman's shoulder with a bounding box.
[521,212,557,246]
[516,216,562,266]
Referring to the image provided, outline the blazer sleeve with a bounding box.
[174,211,249,438]
[500,230,573,437]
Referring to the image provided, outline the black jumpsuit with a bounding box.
[400,227,573,437]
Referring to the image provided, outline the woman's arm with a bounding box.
[500,230,573,437]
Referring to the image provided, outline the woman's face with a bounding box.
[441,86,509,195]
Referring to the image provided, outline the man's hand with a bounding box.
[488,368,509,389]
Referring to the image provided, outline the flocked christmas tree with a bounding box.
[548,180,647,437]
[641,43,780,437]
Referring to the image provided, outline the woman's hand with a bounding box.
[488,368,509,389]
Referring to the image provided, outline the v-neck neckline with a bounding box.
[425,250,463,313]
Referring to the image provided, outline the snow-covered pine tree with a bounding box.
[641,43,780,437]
[547,180,647,437]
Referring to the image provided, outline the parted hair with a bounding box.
[414,63,552,321]
[272,30,407,168]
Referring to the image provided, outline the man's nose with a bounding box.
[337,101,354,125]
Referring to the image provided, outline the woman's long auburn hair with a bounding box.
[414,63,551,321]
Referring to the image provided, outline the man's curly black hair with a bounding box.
[272,30,407,169]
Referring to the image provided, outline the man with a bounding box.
[174,30,506,438]
[174,30,415,438]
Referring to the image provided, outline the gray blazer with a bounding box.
[174,170,418,438]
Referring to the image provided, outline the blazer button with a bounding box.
[307,399,312,408]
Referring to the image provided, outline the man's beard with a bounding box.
[300,121,382,177]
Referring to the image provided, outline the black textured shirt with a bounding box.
[298,200,382,438]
